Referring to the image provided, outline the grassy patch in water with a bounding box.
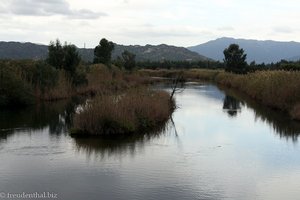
[71,88,175,136]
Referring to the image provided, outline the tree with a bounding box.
[47,39,81,75]
[62,44,81,76]
[114,56,124,69]
[223,44,247,74]
[122,50,136,71]
[94,38,114,64]
[47,39,64,69]
[47,39,83,86]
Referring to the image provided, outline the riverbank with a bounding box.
[1,61,175,136]
[0,61,152,107]
[139,69,300,120]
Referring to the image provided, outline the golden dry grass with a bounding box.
[215,71,300,111]
[39,71,73,100]
[138,68,222,81]
[76,64,151,96]
[72,88,174,135]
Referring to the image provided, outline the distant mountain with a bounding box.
[113,44,210,62]
[0,41,209,62]
[188,37,300,63]
[287,55,300,62]
[0,42,48,60]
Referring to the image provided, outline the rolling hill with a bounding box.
[0,41,209,62]
[188,37,300,63]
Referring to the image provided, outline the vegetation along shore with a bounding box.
[2,39,300,137]
[0,38,176,136]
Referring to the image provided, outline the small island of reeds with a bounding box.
[71,88,175,136]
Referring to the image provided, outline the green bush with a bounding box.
[0,63,35,107]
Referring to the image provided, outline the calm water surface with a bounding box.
[1,83,300,200]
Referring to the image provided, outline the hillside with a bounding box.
[188,37,300,63]
[0,42,48,60]
[0,41,209,62]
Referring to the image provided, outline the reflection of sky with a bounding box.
[172,84,300,199]
[1,83,300,200]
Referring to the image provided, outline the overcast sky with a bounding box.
[0,0,299,47]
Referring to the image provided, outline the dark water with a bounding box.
[1,83,300,200]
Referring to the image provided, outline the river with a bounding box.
[1,83,300,200]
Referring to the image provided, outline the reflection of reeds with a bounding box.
[72,123,172,158]
[140,69,300,120]
[73,88,175,135]
[220,86,300,142]
[0,97,84,138]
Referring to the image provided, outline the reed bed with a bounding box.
[214,71,300,119]
[72,88,175,135]
[76,64,152,96]
[138,69,222,81]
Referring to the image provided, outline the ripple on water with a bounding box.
[8,145,66,156]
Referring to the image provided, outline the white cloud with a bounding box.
[217,27,235,32]
[2,0,106,19]
[273,26,294,34]
[1,0,300,47]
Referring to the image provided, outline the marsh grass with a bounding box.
[214,71,300,117]
[72,88,175,135]
[0,61,153,106]
[139,69,222,81]
[140,68,300,120]
[76,64,152,96]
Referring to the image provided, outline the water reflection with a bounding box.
[220,87,300,142]
[0,97,84,141]
[73,123,172,159]
[248,99,300,142]
[222,95,242,117]
[2,83,300,200]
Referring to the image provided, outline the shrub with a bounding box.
[0,62,35,107]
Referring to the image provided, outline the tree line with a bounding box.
[222,43,300,74]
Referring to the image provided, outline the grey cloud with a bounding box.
[217,26,234,31]
[5,0,106,19]
[273,26,293,34]
[0,2,9,14]
[67,9,107,19]
[122,26,213,38]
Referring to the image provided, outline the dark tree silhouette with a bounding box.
[47,39,81,75]
[122,50,136,71]
[47,39,82,85]
[223,44,247,74]
[47,39,64,69]
[62,44,81,76]
[94,38,114,64]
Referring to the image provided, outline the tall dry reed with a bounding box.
[73,88,174,135]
